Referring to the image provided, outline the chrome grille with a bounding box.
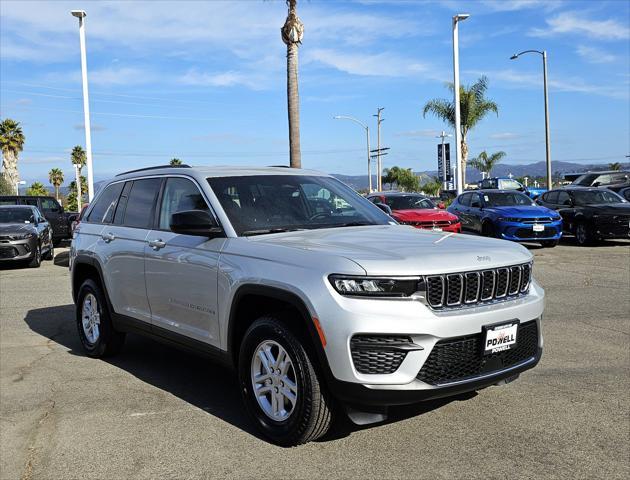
[424,263,532,309]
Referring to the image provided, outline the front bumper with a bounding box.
[411,223,461,233]
[497,220,562,242]
[593,219,630,239]
[317,278,545,406]
[0,238,38,262]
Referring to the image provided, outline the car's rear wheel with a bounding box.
[238,315,332,446]
[76,279,125,357]
[28,244,41,268]
[541,240,558,248]
[43,244,54,260]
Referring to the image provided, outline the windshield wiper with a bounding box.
[241,228,306,237]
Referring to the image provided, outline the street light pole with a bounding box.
[333,115,372,192]
[15,180,26,196]
[71,10,94,202]
[74,163,82,211]
[453,13,469,195]
[511,49,552,190]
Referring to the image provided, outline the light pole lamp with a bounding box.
[511,49,552,190]
[15,180,26,196]
[452,13,470,195]
[333,115,372,192]
[71,10,95,202]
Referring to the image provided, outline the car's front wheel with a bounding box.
[76,279,125,357]
[575,222,594,246]
[238,316,332,446]
[28,244,41,268]
[541,240,558,248]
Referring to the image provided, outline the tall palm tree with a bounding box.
[382,166,402,190]
[170,158,182,166]
[281,0,304,168]
[0,118,25,186]
[71,145,87,174]
[26,181,49,197]
[469,150,506,177]
[422,76,499,185]
[48,168,64,200]
[608,162,621,171]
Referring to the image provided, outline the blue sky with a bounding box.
[1,0,629,185]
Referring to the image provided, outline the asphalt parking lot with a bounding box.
[1,239,629,479]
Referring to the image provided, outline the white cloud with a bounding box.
[178,69,264,90]
[481,0,562,12]
[394,130,442,138]
[489,132,520,140]
[576,45,617,64]
[530,11,630,40]
[467,68,630,100]
[307,49,429,77]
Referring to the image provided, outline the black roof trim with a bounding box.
[115,164,191,177]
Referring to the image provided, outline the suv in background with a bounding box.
[477,177,545,199]
[571,171,629,189]
[0,195,72,245]
[71,165,544,445]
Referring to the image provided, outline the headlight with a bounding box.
[12,232,34,240]
[329,275,422,297]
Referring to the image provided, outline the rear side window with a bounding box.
[123,178,162,228]
[40,198,60,211]
[87,182,124,224]
[545,191,559,204]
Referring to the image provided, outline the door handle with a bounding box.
[148,239,166,250]
[101,232,115,243]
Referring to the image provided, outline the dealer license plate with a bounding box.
[533,224,544,232]
[484,323,518,354]
[432,227,442,232]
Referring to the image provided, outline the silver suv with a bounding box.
[70,165,544,445]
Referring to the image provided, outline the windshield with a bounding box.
[498,179,523,190]
[0,208,34,224]
[482,192,534,207]
[383,195,435,210]
[208,175,392,235]
[572,190,624,205]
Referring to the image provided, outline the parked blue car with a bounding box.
[448,189,563,247]
[477,177,547,199]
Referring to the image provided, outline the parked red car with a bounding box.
[367,192,461,233]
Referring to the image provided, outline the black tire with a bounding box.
[43,244,54,260]
[28,244,41,268]
[238,315,332,446]
[575,222,594,246]
[52,238,62,247]
[541,240,558,248]
[76,279,125,358]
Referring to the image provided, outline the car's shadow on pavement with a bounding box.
[24,304,466,445]
[53,250,69,267]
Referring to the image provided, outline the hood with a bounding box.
[0,223,36,235]
[248,225,531,275]
[392,209,458,222]
[486,205,557,217]
[585,203,630,215]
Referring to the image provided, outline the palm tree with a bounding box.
[422,76,499,185]
[608,162,621,171]
[26,181,49,196]
[48,168,64,200]
[382,166,402,190]
[469,150,506,177]
[281,0,304,168]
[421,177,442,197]
[71,145,87,174]
[170,158,182,166]
[0,118,26,187]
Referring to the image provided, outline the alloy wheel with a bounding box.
[81,293,101,344]
[251,340,298,421]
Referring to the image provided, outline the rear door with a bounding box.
[39,197,69,241]
[144,177,225,346]
[97,178,161,325]
[468,193,484,233]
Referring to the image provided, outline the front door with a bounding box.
[144,177,225,346]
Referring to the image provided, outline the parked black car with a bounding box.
[570,170,629,188]
[615,186,630,202]
[0,195,72,246]
[536,187,630,245]
[0,205,54,267]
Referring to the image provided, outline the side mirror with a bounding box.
[375,203,392,215]
[170,210,223,237]
[437,202,445,209]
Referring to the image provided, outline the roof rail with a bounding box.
[115,164,191,177]
[268,165,291,168]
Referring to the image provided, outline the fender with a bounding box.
[226,284,333,380]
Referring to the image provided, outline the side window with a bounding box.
[158,178,209,230]
[556,191,571,206]
[40,198,60,212]
[545,191,558,204]
[470,194,481,208]
[122,178,162,229]
[459,193,471,207]
[113,182,133,225]
[87,182,124,224]
[24,198,38,207]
